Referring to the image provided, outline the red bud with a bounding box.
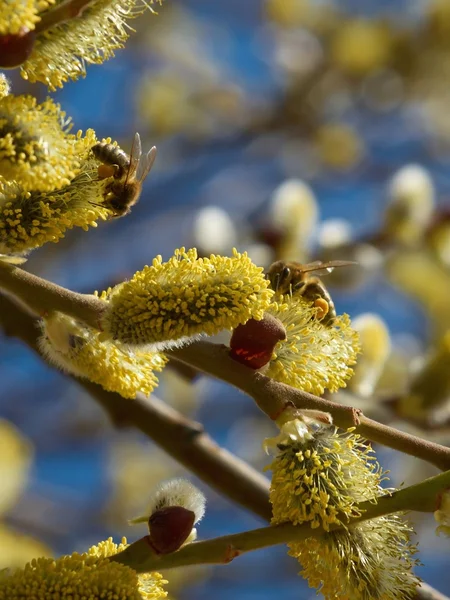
[148,506,195,554]
[0,29,36,68]
[230,314,286,369]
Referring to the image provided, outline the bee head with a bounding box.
[267,261,291,292]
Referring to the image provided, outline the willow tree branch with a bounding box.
[416,583,450,600]
[110,468,450,573]
[82,381,272,521]
[169,341,450,471]
[0,262,106,329]
[1,263,450,470]
[0,294,272,522]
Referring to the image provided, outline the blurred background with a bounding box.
[2,0,450,597]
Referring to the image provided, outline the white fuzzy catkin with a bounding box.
[148,478,206,523]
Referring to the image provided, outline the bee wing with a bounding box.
[125,132,142,181]
[299,260,358,275]
[136,146,157,183]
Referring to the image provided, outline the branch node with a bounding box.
[269,400,295,421]
[223,544,241,563]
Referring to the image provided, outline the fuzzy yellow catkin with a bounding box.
[266,417,420,600]
[349,313,391,398]
[265,295,360,395]
[434,489,450,537]
[385,164,435,245]
[0,93,128,255]
[100,247,274,349]
[18,0,164,90]
[39,312,167,399]
[269,178,318,262]
[0,164,111,255]
[0,537,168,599]
[0,94,97,193]
[0,0,55,35]
[0,75,10,99]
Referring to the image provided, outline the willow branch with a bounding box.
[416,582,450,600]
[0,261,106,329]
[110,468,450,573]
[82,381,272,521]
[169,342,450,471]
[0,294,272,521]
[1,263,450,470]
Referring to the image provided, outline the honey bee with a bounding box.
[91,132,157,218]
[267,260,356,325]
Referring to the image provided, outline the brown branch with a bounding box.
[0,294,272,522]
[0,261,107,330]
[416,583,450,600]
[169,341,450,471]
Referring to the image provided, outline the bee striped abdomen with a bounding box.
[91,143,130,178]
[301,279,336,325]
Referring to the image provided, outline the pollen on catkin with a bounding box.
[0,155,113,254]
[39,312,167,399]
[100,247,274,350]
[265,295,360,395]
[20,0,164,90]
[266,416,420,600]
[434,489,450,537]
[0,0,54,35]
[0,94,101,192]
[0,537,168,600]
[0,75,10,99]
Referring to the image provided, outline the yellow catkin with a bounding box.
[0,0,54,35]
[39,312,167,399]
[0,95,98,192]
[0,162,111,254]
[20,0,164,90]
[0,537,168,599]
[266,296,360,395]
[101,247,274,349]
[0,75,10,99]
[435,489,450,537]
[266,418,420,600]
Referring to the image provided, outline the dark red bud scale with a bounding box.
[148,506,195,554]
[230,314,286,369]
[0,29,36,69]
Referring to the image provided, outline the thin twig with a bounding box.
[109,468,450,573]
[0,261,107,329]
